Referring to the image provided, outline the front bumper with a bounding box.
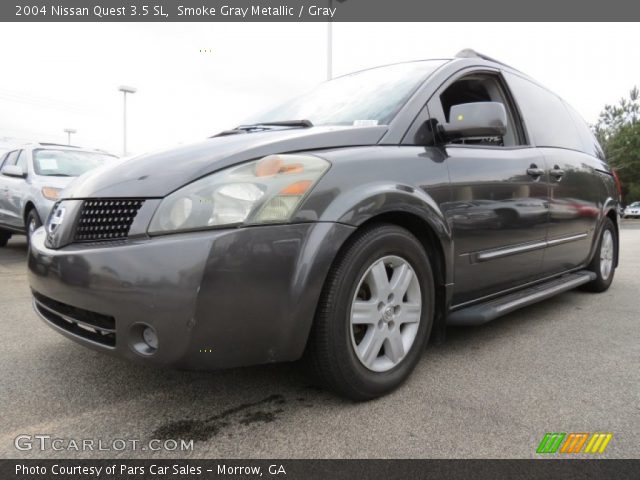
[28,222,354,369]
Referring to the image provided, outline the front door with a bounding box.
[3,150,27,229]
[426,69,550,305]
[0,150,20,227]
[444,146,549,305]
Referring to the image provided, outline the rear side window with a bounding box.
[564,103,605,160]
[505,72,583,152]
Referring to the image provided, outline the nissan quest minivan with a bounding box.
[28,50,620,400]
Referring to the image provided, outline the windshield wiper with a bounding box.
[45,173,73,177]
[212,119,313,137]
[252,119,313,128]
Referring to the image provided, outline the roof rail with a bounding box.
[38,142,81,148]
[454,49,514,69]
[32,143,116,156]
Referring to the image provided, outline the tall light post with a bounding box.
[118,85,137,156]
[327,2,333,80]
[326,0,346,80]
[63,128,76,145]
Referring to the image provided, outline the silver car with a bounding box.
[0,143,117,246]
[623,201,640,218]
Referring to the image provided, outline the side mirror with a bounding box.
[440,102,507,140]
[1,165,26,178]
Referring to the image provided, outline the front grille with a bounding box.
[74,199,144,242]
[33,291,116,347]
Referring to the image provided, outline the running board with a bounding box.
[447,271,597,326]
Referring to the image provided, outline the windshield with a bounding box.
[245,60,445,127]
[33,149,116,177]
[629,202,640,207]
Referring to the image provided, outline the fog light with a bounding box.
[142,326,158,350]
[129,323,158,356]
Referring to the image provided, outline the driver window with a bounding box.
[439,74,521,147]
[3,151,19,167]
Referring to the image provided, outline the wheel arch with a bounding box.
[23,201,36,220]
[23,200,38,228]
[353,211,451,344]
[298,184,455,356]
[587,202,620,269]
[605,207,619,268]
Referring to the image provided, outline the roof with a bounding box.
[454,48,518,71]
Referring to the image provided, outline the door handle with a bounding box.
[550,166,565,180]
[526,165,544,178]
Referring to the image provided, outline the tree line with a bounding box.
[593,87,640,204]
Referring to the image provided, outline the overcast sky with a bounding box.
[1,22,639,155]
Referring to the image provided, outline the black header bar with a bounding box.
[4,0,640,22]
[3,459,640,480]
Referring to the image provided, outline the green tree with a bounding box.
[594,87,640,203]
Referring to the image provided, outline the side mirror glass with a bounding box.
[1,165,27,178]
[440,102,507,140]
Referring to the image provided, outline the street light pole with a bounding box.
[63,128,76,145]
[326,0,346,80]
[118,85,137,156]
[327,0,333,80]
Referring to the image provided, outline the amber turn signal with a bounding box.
[280,180,313,196]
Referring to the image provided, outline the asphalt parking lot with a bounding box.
[1,222,639,459]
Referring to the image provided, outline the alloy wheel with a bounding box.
[350,255,422,372]
[600,229,614,280]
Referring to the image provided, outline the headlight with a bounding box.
[41,187,62,201]
[148,154,329,234]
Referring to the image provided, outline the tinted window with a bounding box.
[564,103,605,160]
[505,72,583,151]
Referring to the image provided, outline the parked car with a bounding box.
[0,143,117,246]
[623,201,640,218]
[28,50,620,400]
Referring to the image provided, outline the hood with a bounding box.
[65,125,387,198]
[33,175,75,190]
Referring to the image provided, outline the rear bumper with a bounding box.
[28,222,354,369]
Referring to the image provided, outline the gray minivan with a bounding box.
[28,51,620,400]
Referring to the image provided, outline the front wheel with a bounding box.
[305,224,434,400]
[26,209,42,243]
[582,218,617,292]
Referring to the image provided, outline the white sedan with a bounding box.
[623,202,640,218]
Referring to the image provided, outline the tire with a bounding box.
[0,230,11,247]
[305,223,435,401]
[26,209,42,243]
[582,218,617,293]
